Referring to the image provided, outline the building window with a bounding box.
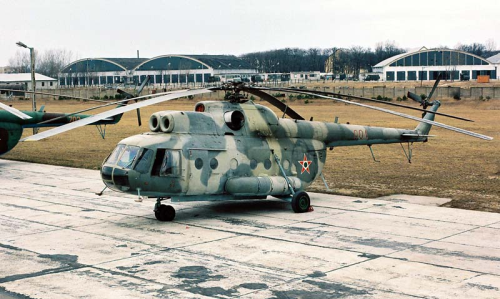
[404,56,411,67]
[50,82,53,86]
[443,51,450,65]
[386,71,395,81]
[428,51,436,66]
[408,71,417,80]
[41,82,45,87]
[412,54,420,66]
[397,71,405,81]
[466,55,474,65]
[420,52,428,66]
[436,52,443,66]
[450,52,458,65]
[418,71,427,80]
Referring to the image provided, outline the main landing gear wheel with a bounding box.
[155,204,176,221]
[291,191,310,213]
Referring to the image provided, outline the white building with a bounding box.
[373,47,497,81]
[0,73,58,89]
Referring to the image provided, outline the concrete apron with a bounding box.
[0,159,499,299]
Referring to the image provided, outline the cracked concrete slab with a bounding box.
[1,159,500,298]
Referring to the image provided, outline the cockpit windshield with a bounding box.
[116,146,140,169]
[106,144,125,165]
[105,144,140,169]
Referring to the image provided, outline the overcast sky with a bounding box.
[1,0,498,65]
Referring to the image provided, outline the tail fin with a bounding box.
[415,101,441,135]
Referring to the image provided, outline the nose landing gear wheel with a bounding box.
[291,191,310,213]
[154,204,176,221]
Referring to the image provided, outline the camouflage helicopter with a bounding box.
[20,75,492,221]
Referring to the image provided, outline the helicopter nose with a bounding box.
[100,166,131,191]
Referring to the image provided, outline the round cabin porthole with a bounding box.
[264,159,272,170]
[250,159,258,170]
[210,158,218,170]
[195,158,203,170]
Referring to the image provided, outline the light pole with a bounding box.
[16,41,37,134]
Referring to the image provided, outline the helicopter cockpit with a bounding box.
[101,144,183,194]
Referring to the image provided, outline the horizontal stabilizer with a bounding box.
[401,134,436,137]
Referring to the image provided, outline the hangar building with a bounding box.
[373,47,498,81]
[58,55,256,87]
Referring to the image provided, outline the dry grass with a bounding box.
[3,94,500,212]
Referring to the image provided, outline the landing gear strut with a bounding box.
[154,198,175,221]
[291,191,310,213]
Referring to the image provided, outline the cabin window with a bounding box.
[134,148,154,174]
[195,158,203,170]
[117,146,140,169]
[160,150,181,176]
[210,158,218,170]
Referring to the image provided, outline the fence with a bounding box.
[3,85,500,100]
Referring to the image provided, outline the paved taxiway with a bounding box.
[1,159,499,298]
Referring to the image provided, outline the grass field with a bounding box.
[2,93,499,212]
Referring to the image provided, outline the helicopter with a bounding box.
[0,76,155,156]
[17,74,492,222]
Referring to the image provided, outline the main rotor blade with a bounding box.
[260,88,492,141]
[243,87,304,120]
[427,73,442,102]
[0,102,32,119]
[36,89,188,126]
[264,87,473,122]
[22,89,213,142]
[0,89,112,104]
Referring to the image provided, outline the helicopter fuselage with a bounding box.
[101,99,433,201]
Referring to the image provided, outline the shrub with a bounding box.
[420,94,427,100]
[103,95,108,100]
[305,99,311,104]
[486,96,491,100]
[479,95,484,101]
[451,90,461,100]
[281,99,286,103]
[249,95,256,101]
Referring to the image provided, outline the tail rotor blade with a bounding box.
[427,73,442,102]
[117,88,134,99]
[136,75,150,96]
[407,91,423,104]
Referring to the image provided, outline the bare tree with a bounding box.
[8,48,74,78]
[37,49,74,79]
[485,39,497,53]
[8,50,35,73]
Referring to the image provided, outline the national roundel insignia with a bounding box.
[299,154,312,174]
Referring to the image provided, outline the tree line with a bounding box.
[7,49,75,79]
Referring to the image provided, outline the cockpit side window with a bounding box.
[134,148,153,174]
[116,146,140,169]
[106,144,125,165]
[160,150,181,177]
